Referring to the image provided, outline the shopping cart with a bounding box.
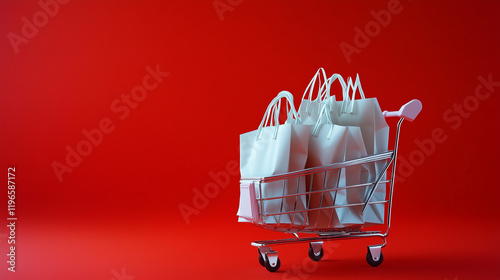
[238,100,422,272]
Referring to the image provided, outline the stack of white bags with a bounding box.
[239,69,389,230]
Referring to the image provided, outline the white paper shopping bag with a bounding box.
[335,75,389,226]
[239,91,310,225]
[305,98,368,229]
[304,101,348,230]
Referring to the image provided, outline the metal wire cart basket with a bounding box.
[238,100,422,272]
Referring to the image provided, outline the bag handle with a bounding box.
[257,91,300,140]
[340,74,365,114]
[349,74,365,100]
[311,99,335,139]
[318,73,348,118]
[320,73,347,102]
[298,68,328,115]
[263,91,296,127]
[265,97,293,127]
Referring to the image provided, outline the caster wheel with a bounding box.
[258,253,266,267]
[308,245,324,261]
[265,257,281,272]
[366,249,384,267]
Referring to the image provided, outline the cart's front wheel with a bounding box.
[265,257,281,272]
[308,245,324,261]
[366,250,384,267]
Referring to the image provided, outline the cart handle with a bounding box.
[383,99,422,122]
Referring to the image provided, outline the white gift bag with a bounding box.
[305,98,368,229]
[239,91,310,226]
[334,74,389,226]
[305,101,348,229]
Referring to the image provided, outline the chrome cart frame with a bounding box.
[239,100,422,272]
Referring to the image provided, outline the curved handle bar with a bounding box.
[383,99,422,122]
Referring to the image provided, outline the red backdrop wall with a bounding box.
[1,0,499,279]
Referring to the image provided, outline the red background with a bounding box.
[1,0,499,279]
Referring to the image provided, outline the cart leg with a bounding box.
[366,245,384,267]
[258,246,281,272]
[308,242,324,261]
